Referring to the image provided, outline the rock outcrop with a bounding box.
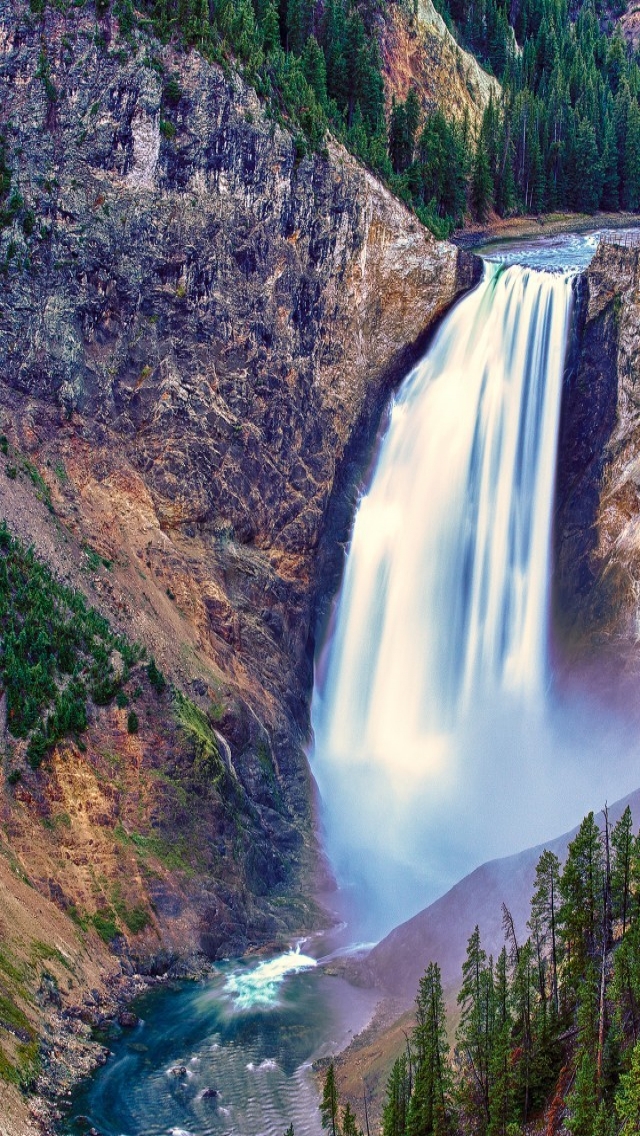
[0,3,485,1125]
[554,241,640,674]
[381,0,500,127]
[0,3,478,719]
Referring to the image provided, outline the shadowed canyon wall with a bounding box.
[555,242,640,673]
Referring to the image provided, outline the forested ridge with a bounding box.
[319,806,640,1135]
[25,0,640,235]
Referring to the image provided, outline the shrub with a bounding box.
[147,658,165,695]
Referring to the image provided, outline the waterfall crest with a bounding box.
[311,261,576,934]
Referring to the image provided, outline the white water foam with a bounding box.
[221,948,317,1011]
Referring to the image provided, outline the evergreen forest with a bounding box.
[0,520,162,770]
[318,806,640,1135]
[57,0,640,234]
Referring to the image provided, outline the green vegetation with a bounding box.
[147,656,166,694]
[0,522,143,768]
[91,909,119,943]
[174,690,224,782]
[350,804,640,1136]
[435,0,640,218]
[113,822,194,872]
[0,957,40,1091]
[20,0,640,235]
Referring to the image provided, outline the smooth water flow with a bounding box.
[320,262,572,733]
[311,259,588,935]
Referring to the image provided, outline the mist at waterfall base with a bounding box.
[311,239,640,942]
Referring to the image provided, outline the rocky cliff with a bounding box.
[0,3,479,1128]
[554,240,640,679]
[381,0,500,127]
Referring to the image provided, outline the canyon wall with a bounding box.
[555,241,640,677]
[0,4,481,1128]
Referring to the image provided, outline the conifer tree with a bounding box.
[342,1103,362,1136]
[616,1039,640,1134]
[472,134,494,219]
[409,962,453,1136]
[612,806,635,935]
[321,1063,340,1136]
[302,35,328,107]
[457,928,493,1130]
[383,1054,411,1136]
[487,948,513,1136]
[567,965,600,1135]
[623,99,640,211]
[560,812,605,995]
[530,849,561,1014]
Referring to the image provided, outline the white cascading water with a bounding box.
[311,260,578,936]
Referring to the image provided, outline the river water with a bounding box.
[62,228,640,1136]
[63,947,378,1136]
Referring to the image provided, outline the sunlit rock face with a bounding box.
[554,244,640,671]
[380,0,500,128]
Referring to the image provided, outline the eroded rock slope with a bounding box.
[555,241,640,672]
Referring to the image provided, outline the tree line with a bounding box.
[315,804,640,1135]
[24,0,640,233]
[430,0,640,220]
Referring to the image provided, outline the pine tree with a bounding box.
[389,101,411,173]
[511,939,536,1123]
[623,99,640,211]
[409,962,453,1136]
[321,1063,340,1136]
[457,928,493,1130]
[342,1103,362,1136]
[560,812,605,995]
[612,807,635,935]
[487,948,513,1136]
[472,133,494,220]
[383,1054,411,1136]
[261,0,281,54]
[616,1039,640,1134]
[600,113,620,211]
[302,35,328,107]
[530,849,561,1014]
[405,87,421,157]
[612,919,640,1042]
[567,965,600,1136]
[569,117,603,212]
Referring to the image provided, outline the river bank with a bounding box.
[453,209,640,249]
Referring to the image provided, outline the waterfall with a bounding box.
[311,261,577,936]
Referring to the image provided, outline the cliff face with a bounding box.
[0,4,482,1126]
[381,0,500,127]
[0,0,478,720]
[0,2,479,1107]
[554,241,640,671]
